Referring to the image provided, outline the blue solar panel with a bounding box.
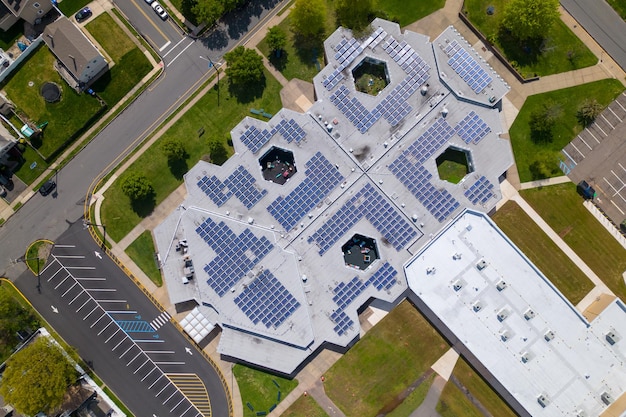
[444,40,493,94]
[464,176,495,205]
[197,165,267,209]
[308,183,418,255]
[267,152,344,231]
[273,118,306,143]
[454,111,491,144]
[328,262,399,336]
[234,270,301,329]
[196,218,274,297]
[240,125,272,154]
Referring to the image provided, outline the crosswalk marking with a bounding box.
[150,311,171,330]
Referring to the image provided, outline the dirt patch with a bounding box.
[559,225,573,238]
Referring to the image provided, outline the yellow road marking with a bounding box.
[130,0,169,44]
[167,373,211,417]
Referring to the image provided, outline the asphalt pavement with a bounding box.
[15,220,230,417]
[561,0,626,70]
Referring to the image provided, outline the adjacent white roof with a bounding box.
[405,210,626,417]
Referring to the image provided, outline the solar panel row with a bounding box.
[234,270,301,329]
[444,40,492,94]
[239,118,307,154]
[366,27,387,50]
[455,111,491,145]
[464,176,495,205]
[330,310,353,336]
[196,218,274,297]
[267,152,344,231]
[197,165,267,209]
[308,183,417,255]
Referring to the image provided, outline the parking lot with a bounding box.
[562,91,626,225]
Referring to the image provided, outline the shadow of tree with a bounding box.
[201,27,230,50]
[268,50,288,72]
[497,26,542,68]
[227,76,266,104]
[293,34,324,66]
[130,193,156,217]
[168,157,189,180]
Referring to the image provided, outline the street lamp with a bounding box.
[200,55,220,107]
[84,220,107,249]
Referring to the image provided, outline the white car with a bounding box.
[151,2,168,20]
[144,0,155,4]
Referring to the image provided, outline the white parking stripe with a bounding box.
[68,291,85,305]
[149,374,164,389]
[616,99,626,112]
[97,320,114,336]
[601,114,614,129]
[105,328,121,343]
[144,351,175,354]
[154,362,185,365]
[65,266,96,270]
[156,383,172,397]
[127,352,142,366]
[54,274,70,289]
[609,106,622,122]
[134,359,150,374]
[95,299,127,303]
[55,255,85,259]
[83,305,99,320]
[90,313,107,328]
[135,339,165,343]
[76,299,91,312]
[41,259,60,274]
[594,122,608,137]
[61,281,78,297]
[86,288,117,292]
[54,244,75,248]
[47,267,64,282]
[181,404,193,416]
[142,367,158,382]
[163,390,178,405]
[119,344,134,359]
[75,277,106,281]
[170,397,186,412]
[578,135,592,150]
[106,310,137,314]
[587,129,600,144]
[113,337,127,351]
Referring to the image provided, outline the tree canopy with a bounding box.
[0,291,39,360]
[121,172,154,201]
[0,337,77,416]
[266,26,287,53]
[191,0,246,26]
[160,138,186,162]
[502,0,560,41]
[290,0,327,40]
[224,46,264,85]
[577,99,603,126]
[335,0,374,33]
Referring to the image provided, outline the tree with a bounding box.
[0,337,77,416]
[192,0,223,26]
[208,137,228,165]
[121,172,154,201]
[290,0,327,40]
[266,26,287,55]
[0,291,38,355]
[502,0,560,41]
[336,0,374,33]
[224,46,264,85]
[529,101,561,143]
[529,150,560,180]
[577,99,603,126]
[160,138,186,162]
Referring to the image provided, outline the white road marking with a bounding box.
[595,122,608,137]
[578,135,592,151]
[54,274,70,289]
[47,267,64,282]
[142,367,158,382]
[135,339,165,343]
[83,305,99,320]
[159,40,171,51]
[76,299,91,312]
[65,266,96,270]
[86,288,117,292]
[68,291,85,305]
[616,98,626,112]
[587,129,600,143]
[166,40,194,67]
[144,351,175,354]
[149,374,164,389]
[119,344,135,359]
[162,37,186,57]
[608,106,622,122]
[105,328,121,343]
[95,299,127,303]
[106,310,138,314]
[170,397,185,412]
[90,313,107,328]
[611,200,625,215]
[54,244,75,248]
[163,390,178,405]
[75,277,106,281]
[154,362,185,365]
[113,337,128,350]
[97,320,115,336]
[127,352,142,366]
[601,114,614,129]
[61,281,78,297]
[156,383,171,397]
[55,255,85,259]
[134,359,150,374]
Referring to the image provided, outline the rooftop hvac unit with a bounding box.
[472,301,482,312]
[497,308,509,322]
[606,330,620,345]
[524,308,536,320]
[601,392,613,405]
[476,259,487,270]
[537,394,550,408]
[452,280,463,291]
[495,280,507,291]
[520,351,532,363]
[544,330,556,342]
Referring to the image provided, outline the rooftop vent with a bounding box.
[576,410,587,417]
[452,252,462,260]
[472,301,482,312]
[500,329,510,342]
[544,330,556,342]
[520,351,532,363]
[452,280,463,291]
[496,308,509,322]
[476,259,487,270]
[606,330,620,345]
[601,392,613,405]
[495,280,507,291]
[524,308,536,320]
[537,394,550,408]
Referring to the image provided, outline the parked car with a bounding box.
[144,0,155,4]
[0,174,10,186]
[0,184,6,197]
[39,180,56,196]
[151,2,168,20]
[577,180,596,200]
[74,7,92,23]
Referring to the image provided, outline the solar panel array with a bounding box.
[324,38,365,91]
[197,165,267,209]
[366,27,387,50]
[389,119,460,222]
[464,176,495,205]
[382,37,431,79]
[239,119,307,154]
[444,40,492,93]
[308,183,417,255]
[330,262,398,335]
[455,111,491,144]
[196,218,274,297]
[234,269,301,329]
[267,152,344,231]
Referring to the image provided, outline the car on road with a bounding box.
[39,180,56,196]
[74,7,92,23]
[144,0,155,4]
[151,2,168,20]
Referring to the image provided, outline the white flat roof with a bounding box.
[405,210,626,417]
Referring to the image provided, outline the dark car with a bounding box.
[577,180,596,200]
[39,180,56,196]
[75,7,92,23]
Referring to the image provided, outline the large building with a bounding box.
[154,19,512,375]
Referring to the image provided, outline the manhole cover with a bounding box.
[40,82,61,103]
[28,81,34,87]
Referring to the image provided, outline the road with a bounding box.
[15,221,230,417]
[561,0,626,70]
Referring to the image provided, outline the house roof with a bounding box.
[1,0,27,17]
[43,17,102,81]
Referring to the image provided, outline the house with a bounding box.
[43,17,107,90]
[0,120,17,166]
[0,0,53,31]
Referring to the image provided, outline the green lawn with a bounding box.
[281,394,328,417]
[463,0,596,77]
[234,364,298,417]
[58,0,92,15]
[520,183,626,300]
[385,373,436,417]
[125,231,162,287]
[436,149,469,184]
[377,0,445,27]
[86,13,152,105]
[607,0,626,20]
[492,201,594,305]
[3,45,103,160]
[101,69,283,242]
[436,379,483,417]
[449,357,517,417]
[325,300,449,417]
[10,143,48,185]
[0,281,40,363]
[509,79,624,183]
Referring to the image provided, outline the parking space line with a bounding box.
[68,290,85,305]
[86,288,117,292]
[144,351,175,354]
[595,122,608,137]
[616,99,626,113]
[181,404,193,416]
[75,277,106,281]
[134,359,150,374]
[601,114,614,129]
[97,320,115,336]
[105,328,121,343]
[83,305,99,320]
[95,299,126,302]
[66,266,96,270]
[107,310,137,314]
[61,281,78,297]
[578,136,592,151]
[112,337,128,350]
[587,129,600,144]
[55,255,85,259]
[41,259,60,275]
[609,106,622,122]
[135,339,165,343]
[155,362,185,365]
[54,274,70,289]
[46,266,64,282]
[170,397,186,412]
[119,344,135,359]
[611,200,626,215]
[162,391,179,406]
[142,367,158,382]
[77,299,91,312]
[156,383,172,398]
[90,313,108,328]
[149,374,164,389]
[54,244,75,248]
[127,352,143,366]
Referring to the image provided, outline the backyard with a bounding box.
[520,183,626,300]
[324,300,449,417]
[509,79,624,183]
[57,0,92,15]
[491,200,594,305]
[233,364,298,417]
[463,0,596,77]
[101,69,283,242]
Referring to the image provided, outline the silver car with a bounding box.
[151,2,168,20]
